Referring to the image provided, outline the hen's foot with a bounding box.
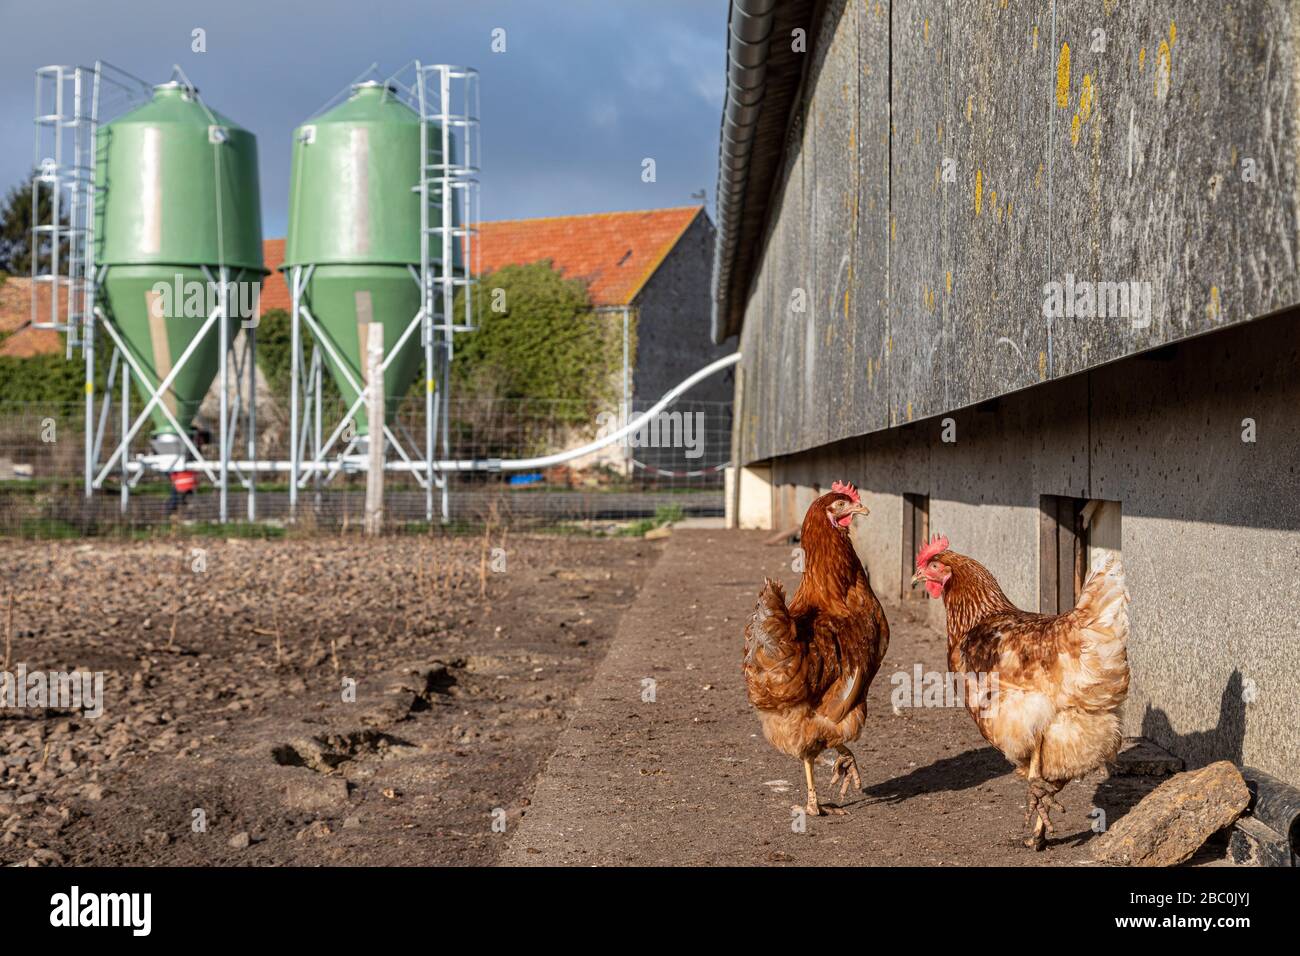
[1023,779,1064,850]
[829,751,863,800]
[795,799,848,817]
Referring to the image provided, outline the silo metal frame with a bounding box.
[286,62,479,524]
[32,63,263,523]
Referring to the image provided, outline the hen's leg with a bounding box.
[799,756,846,817]
[1022,743,1064,850]
[829,744,863,800]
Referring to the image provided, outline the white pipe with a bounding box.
[136,351,741,475]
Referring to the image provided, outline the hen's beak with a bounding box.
[851,502,870,519]
[910,570,924,589]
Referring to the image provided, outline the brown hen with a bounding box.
[743,481,890,816]
[913,536,1130,849]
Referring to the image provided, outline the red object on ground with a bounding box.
[171,471,198,494]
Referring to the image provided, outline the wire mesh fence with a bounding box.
[0,396,732,537]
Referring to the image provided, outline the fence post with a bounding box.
[364,323,385,536]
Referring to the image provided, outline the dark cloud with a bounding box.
[0,0,726,236]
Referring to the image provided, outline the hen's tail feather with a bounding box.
[1074,554,1130,640]
[1069,555,1131,712]
[743,577,796,666]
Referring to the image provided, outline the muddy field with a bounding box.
[0,533,654,866]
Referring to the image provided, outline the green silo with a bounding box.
[284,80,459,439]
[96,81,265,454]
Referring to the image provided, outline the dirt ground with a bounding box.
[0,533,653,865]
[0,528,1213,867]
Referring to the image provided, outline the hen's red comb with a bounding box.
[830,480,860,504]
[915,534,950,570]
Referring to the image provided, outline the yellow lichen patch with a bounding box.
[1139,46,1146,71]
[849,124,855,150]
[1038,351,1047,380]
[1032,24,1039,52]
[866,357,873,387]
[1070,74,1094,148]
[1155,39,1172,99]
[923,17,929,43]
[914,127,921,144]
[945,271,953,294]
[1056,42,1071,108]
[1169,20,1176,45]
[844,288,851,319]
[890,217,897,240]
[937,121,943,142]
[1208,285,1221,321]
[1035,163,1043,188]
[990,189,998,213]
[906,402,914,421]
[966,94,974,122]
[974,169,984,215]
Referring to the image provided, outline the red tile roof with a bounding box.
[0,278,65,358]
[475,206,703,307]
[260,239,289,316]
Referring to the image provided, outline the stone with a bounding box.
[282,771,350,812]
[1111,737,1185,776]
[1094,761,1250,867]
[227,831,251,850]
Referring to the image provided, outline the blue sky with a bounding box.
[0,0,728,237]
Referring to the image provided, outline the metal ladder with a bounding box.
[31,64,102,358]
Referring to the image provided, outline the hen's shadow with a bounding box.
[863,747,1011,804]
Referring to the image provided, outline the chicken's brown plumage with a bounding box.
[743,484,889,815]
[914,539,1129,848]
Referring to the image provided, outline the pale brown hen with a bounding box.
[913,536,1130,849]
[743,482,889,816]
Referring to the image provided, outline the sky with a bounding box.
[0,0,729,237]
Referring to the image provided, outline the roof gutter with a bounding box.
[710,0,778,345]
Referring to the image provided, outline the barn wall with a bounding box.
[735,0,1300,463]
[768,310,1300,785]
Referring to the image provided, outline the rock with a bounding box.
[644,525,672,540]
[282,772,350,812]
[1094,761,1250,867]
[1111,737,1185,776]
[227,831,251,850]
[342,814,361,829]
[295,821,331,841]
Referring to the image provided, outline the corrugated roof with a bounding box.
[711,0,823,343]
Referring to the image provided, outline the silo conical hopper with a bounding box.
[284,80,461,443]
[96,81,265,458]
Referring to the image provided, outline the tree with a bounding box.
[0,175,66,277]
[453,260,617,423]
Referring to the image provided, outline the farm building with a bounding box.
[262,204,734,406]
[715,0,1300,787]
